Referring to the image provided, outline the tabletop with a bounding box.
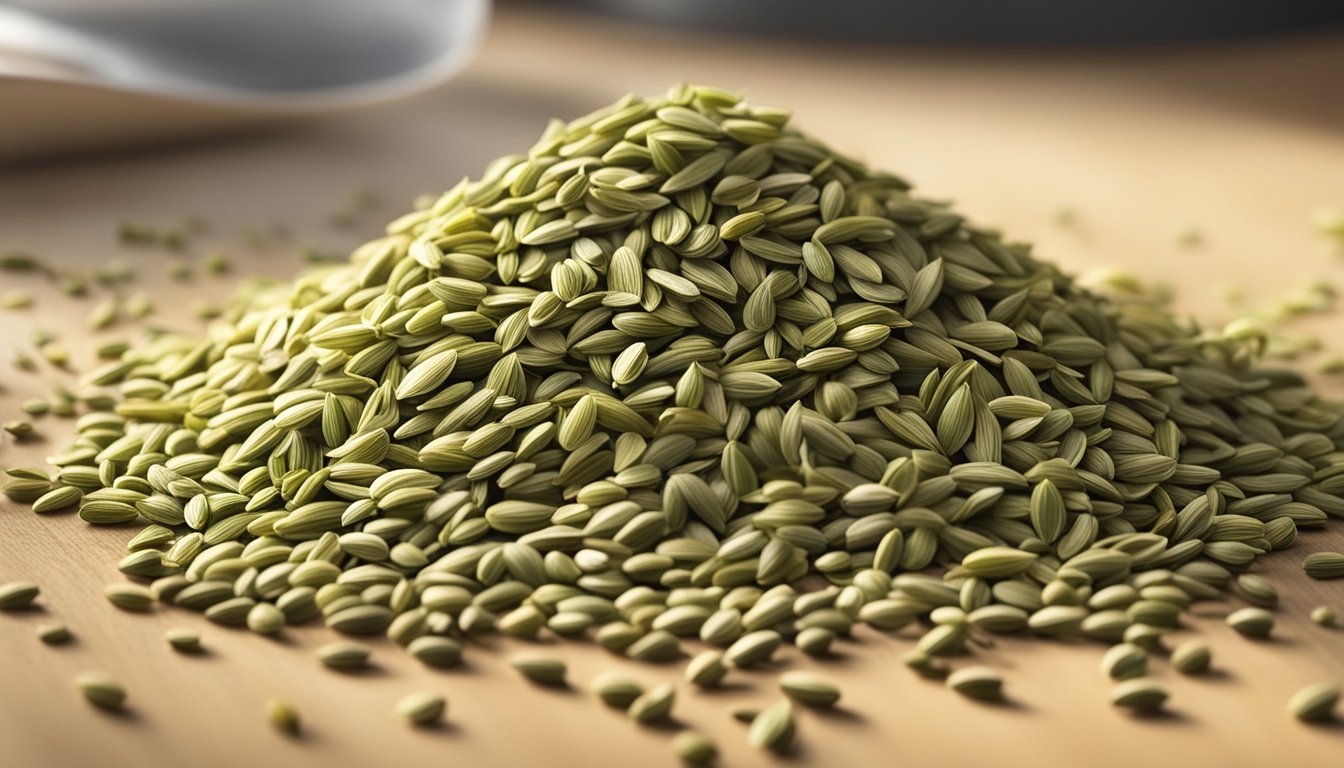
[2,6,1343,768]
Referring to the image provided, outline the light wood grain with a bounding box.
[2,6,1343,768]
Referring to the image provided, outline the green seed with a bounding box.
[1288,682,1340,723]
[75,672,126,710]
[627,683,676,724]
[104,583,153,611]
[672,730,717,765]
[1100,643,1148,680]
[747,700,795,753]
[685,650,728,688]
[37,623,72,644]
[511,655,567,687]
[1303,552,1344,580]
[1170,640,1212,675]
[591,672,644,708]
[0,581,39,610]
[247,603,286,635]
[165,628,201,653]
[1310,606,1337,627]
[1110,678,1168,712]
[946,666,1003,701]
[1227,607,1275,638]
[779,671,841,708]
[407,636,462,668]
[317,641,371,669]
[396,692,446,726]
[267,699,301,736]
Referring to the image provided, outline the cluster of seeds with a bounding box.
[4,85,1344,750]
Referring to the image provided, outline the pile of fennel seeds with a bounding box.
[4,83,1344,747]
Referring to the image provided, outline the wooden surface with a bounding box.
[2,6,1344,767]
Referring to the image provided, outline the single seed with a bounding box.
[591,672,644,708]
[1100,643,1148,680]
[1227,607,1275,638]
[1110,678,1168,712]
[0,581,39,610]
[75,672,126,711]
[747,700,795,753]
[1170,640,1212,675]
[946,666,1003,701]
[396,692,446,726]
[627,683,676,724]
[1310,606,1337,627]
[779,671,841,708]
[37,623,72,645]
[511,656,567,687]
[165,627,201,653]
[104,583,153,612]
[1288,682,1340,723]
[267,699,301,736]
[672,730,717,765]
[1303,552,1344,580]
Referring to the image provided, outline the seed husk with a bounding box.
[75,672,126,710]
[1170,640,1212,675]
[267,698,301,736]
[396,691,446,726]
[1288,682,1340,723]
[0,581,39,610]
[1110,678,1168,712]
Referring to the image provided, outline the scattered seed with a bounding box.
[75,672,126,711]
[779,671,841,708]
[1288,682,1340,723]
[747,700,795,753]
[1227,607,1275,638]
[0,581,40,610]
[1110,678,1168,712]
[37,623,72,644]
[396,692,446,726]
[627,683,676,724]
[1170,640,1212,675]
[511,656,567,687]
[267,699,301,736]
[165,628,201,653]
[672,730,717,765]
[946,666,1003,701]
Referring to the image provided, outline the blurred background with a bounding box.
[3,3,1344,767]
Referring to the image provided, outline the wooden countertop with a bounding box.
[1,6,1342,768]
